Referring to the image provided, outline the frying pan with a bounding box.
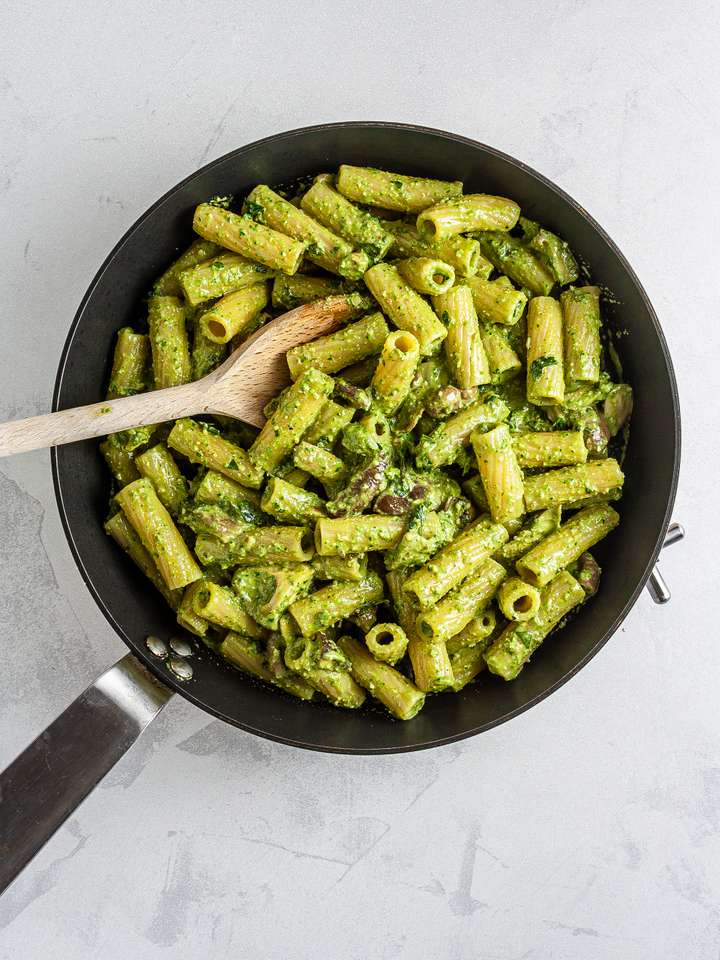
[0,122,680,894]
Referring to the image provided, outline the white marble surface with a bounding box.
[0,1,718,957]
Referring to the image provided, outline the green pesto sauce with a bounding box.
[103,163,632,720]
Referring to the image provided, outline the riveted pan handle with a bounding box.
[0,654,173,896]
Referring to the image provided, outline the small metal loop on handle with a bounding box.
[646,522,685,604]
[0,654,173,896]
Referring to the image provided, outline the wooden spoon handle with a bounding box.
[0,382,203,456]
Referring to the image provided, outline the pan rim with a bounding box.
[50,121,681,754]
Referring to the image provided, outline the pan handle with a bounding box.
[0,653,173,896]
[646,521,685,604]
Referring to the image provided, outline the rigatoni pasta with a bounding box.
[561,285,602,385]
[148,296,191,389]
[244,184,370,280]
[100,160,632,720]
[471,424,525,525]
[370,330,420,415]
[193,203,306,274]
[364,262,447,355]
[179,254,274,307]
[286,311,389,379]
[417,194,520,238]
[336,165,462,213]
[300,176,394,263]
[526,296,565,405]
[396,257,455,295]
[115,478,201,591]
[199,284,269,344]
[433,285,490,389]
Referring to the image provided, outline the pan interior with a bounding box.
[52,123,680,753]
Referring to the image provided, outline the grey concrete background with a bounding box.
[0,1,718,957]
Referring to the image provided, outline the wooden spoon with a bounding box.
[0,296,355,457]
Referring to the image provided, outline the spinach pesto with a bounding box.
[101,163,632,720]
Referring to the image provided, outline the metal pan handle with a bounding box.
[646,522,685,604]
[0,654,172,896]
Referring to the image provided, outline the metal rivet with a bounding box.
[167,655,193,681]
[169,636,193,657]
[146,635,168,658]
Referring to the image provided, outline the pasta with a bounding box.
[100,161,632,720]
[363,261,448,355]
[432,285,490,389]
[179,254,274,307]
[396,257,455,295]
[199,285,269,344]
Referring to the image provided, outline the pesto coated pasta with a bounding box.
[100,163,632,720]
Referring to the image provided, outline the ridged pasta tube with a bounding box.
[179,254,274,306]
[153,238,221,297]
[386,569,453,693]
[476,232,555,295]
[396,257,455,295]
[289,574,384,636]
[245,184,370,279]
[417,194,520,238]
[526,296,565,406]
[403,518,508,609]
[513,431,588,469]
[115,478,201,591]
[485,571,586,679]
[314,516,406,556]
[337,635,426,720]
[301,176,394,263]
[249,368,334,473]
[168,418,264,489]
[364,262,447,355]
[199,284,269,344]
[148,296,191,388]
[193,203,306,275]
[135,444,188,516]
[434,285,490,389]
[516,504,620,586]
[385,220,489,278]
[415,395,509,469]
[370,330,420,415]
[364,622,409,665]
[336,165,462,214]
[192,582,265,638]
[464,276,527,326]
[445,607,497,654]
[286,312,389,379]
[523,459,624,512]
[104,511,181,608]
[561,286,602,385]
[471,424,525,525]
[107,328,149,398]
[415,558,506,643]
[497,577,541,622]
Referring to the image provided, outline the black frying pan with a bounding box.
[0,123,680,893]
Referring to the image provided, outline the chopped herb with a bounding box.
[530,355,558,379]
[244,200,265,219]
[390,180,404,189]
